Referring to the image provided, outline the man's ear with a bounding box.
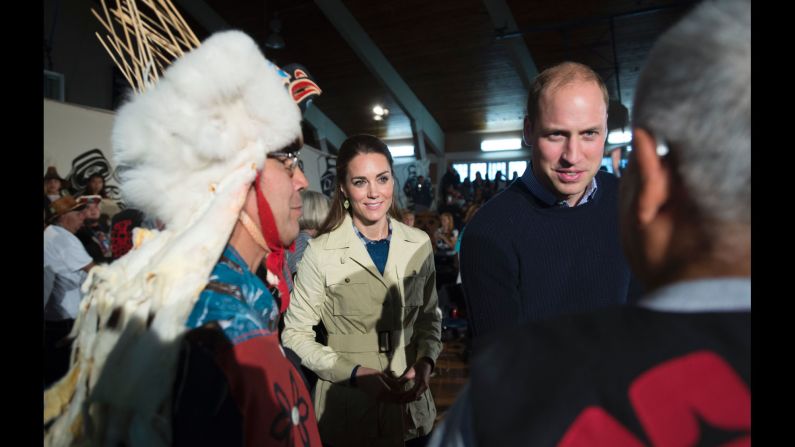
[523,116,533,148]
[241,186,260,222]
[632,128,670,226]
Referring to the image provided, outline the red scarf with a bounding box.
[255,172,294,314]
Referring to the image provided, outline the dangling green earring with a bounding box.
[344,198,350,209]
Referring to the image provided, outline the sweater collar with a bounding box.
[521,162,598,207]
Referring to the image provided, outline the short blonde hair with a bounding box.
[298,190,331,231]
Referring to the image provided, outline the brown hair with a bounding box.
[440,212,454,232]
[86,173,109,198]
[317,134,402,236]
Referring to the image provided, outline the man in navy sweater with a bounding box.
[431,0,750,445]
[460,61,636,339]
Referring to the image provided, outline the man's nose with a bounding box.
[562,138,583,165]
[293,166,309,190]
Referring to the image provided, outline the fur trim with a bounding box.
[112,30,302,230]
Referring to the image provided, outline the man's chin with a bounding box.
[553,183,586,198]
[281,227,300,246]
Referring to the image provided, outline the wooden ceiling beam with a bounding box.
[305,106,347,151]
[314,0,444,158]
[482,0,539,93]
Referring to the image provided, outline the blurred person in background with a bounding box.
[288,189,331,277]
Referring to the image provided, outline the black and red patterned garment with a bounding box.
[172,244,321,447]
[110,208,145,260]
[430,278,750,447]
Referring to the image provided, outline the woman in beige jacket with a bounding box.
[282,135,442,447]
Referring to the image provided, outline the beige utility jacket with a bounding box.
[282,215,443,447]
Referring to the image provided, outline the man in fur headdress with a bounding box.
[44,24,322,447]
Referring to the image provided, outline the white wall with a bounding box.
[43,99,116,176]
[298,144,334,195]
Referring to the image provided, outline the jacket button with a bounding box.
[340,257,346,264]
[345,278,350,283]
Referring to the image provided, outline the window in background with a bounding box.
[488,162,506,182]
[452,163,468,182]
[469,163,487,181]
[600,157,614,173]
[507,161,528,179]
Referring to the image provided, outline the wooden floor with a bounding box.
[429,339,470,425]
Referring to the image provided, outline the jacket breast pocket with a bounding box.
[326,276,373,316]
[402,272,426,307]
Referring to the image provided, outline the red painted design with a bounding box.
[559,351,750,447]
[558,406,644,447]
[290,79,321,105]
[630,351,751,446]
[111,219,133,258]
[221,334,321,446]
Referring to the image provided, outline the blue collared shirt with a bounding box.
[352,219,393,245]
[521,162,598,207]
[186,244,281,344]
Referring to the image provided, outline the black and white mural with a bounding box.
[393,159,430,210]
[65,148,123,203]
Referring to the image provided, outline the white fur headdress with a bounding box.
[113,29,302,230]
[43,2,317,445]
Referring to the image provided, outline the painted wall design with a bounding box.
[65,148,122,201]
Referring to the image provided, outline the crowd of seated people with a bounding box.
[399,166,517,344]
[404,166,516,290]
[43,167,161,387]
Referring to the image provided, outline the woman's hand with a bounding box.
[355,366,404,402]
[397,358,433,403]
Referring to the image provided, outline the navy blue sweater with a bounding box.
[460,171,637,338]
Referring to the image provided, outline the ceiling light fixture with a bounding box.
[372,104,389,121]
